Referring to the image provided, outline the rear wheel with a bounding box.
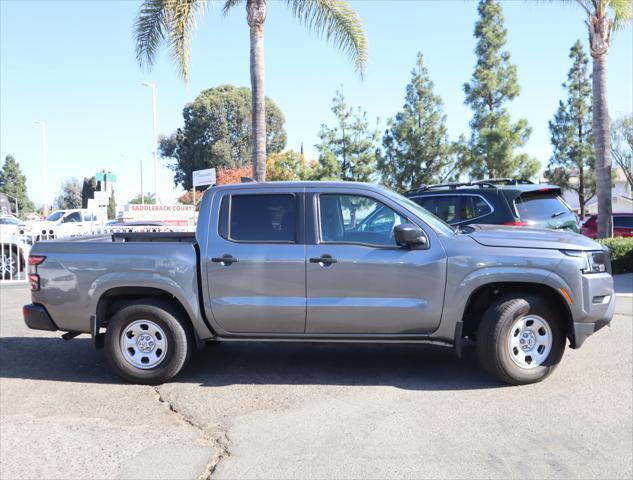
[477,295,565,385]
[105,299,194,384]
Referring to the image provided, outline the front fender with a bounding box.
[433,264,574,342]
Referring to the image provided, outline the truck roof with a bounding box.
[210,181,386,191]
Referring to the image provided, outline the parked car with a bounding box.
[24,181,613,385]
[0,215,22,236]
[0,229,30,280]
[24,209,101,239]
[581,213,633,238]
[405,179,580,232]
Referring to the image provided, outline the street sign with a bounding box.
[124,204,194,227]
[96,172,117,183]
[192,168,216,187]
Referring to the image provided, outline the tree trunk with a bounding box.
[588,14,613,238]
[579,167,585,220]
[247,0,267,182]
[592,54,613,238]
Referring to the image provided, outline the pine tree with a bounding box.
[107,191,117,220]
[81,176,98,208]
[313,90,379,182]
[463,0,539,180]
[0,154,34,218]
[378,53,451,192]
[546,41,595,219]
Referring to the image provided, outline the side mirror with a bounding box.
[394,223,428,249]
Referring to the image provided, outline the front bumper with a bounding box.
[570,272,616,348]
[23,303,58,331]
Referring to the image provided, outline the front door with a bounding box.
[306,191,446,334]
[206,189,306,334]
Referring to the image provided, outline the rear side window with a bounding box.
[459,196,493,221]
[614,216,633,228]
[415,196,459,224]
[228,194,296,242]
[514,193,571,221]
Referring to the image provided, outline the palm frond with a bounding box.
[165,0,208,81]
[287,0,368,79]
[222,0,244,17]
[609,0,633,30]
[134,0,169,69]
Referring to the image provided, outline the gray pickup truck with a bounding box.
[23,182,615,385]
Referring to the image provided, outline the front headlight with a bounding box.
[562,249,611,274]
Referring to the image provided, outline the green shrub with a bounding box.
[599,237,633,275]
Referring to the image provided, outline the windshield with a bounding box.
[380,187,455,235]
[46,210,66,222]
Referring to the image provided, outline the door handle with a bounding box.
[309,255,338,266]
[211,254,238,265]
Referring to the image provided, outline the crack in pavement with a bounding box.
[152,386,231,479]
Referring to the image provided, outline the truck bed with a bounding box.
[44,231,197,244]
[29,235,201,335]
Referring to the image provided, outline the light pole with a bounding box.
[34,121,48,215]
[140,159,144,205]
[141,82,158,203]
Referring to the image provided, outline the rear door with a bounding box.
[305,188,446,334]
[205,187,306,334]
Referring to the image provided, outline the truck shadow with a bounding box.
[0,337,501,391]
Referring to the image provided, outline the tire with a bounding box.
[105,299,194,384]
[477,295,565,385]
[0,248,18,280]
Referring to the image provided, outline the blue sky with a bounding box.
[1,0,632,206]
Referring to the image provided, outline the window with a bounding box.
[46,211,65,222]
[515,193,571,221]
[415,196,460,224]
[63,212,82,223]
[228,194,296,242]
[460,196,493,221]
[83,213,97,222]
[319,194,406,247]
[0,217,18,225]
[614,216,633,228]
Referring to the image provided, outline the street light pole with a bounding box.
[34,121,48,215]
[141,82,158,203]
[140,159,144,205]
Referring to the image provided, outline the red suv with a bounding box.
[581,213,633,238]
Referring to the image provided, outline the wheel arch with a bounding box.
[461,282,574,345]
[95,287,199,347]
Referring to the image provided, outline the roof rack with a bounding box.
[406,181,496,194]
[472,178,534,186]
[405,178,535,195]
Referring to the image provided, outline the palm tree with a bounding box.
[560,1,632,237]
[134,0,368,182]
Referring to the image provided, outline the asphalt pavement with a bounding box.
[1,277,631,479]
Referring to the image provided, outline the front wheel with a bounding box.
[105,299,194,384]
[477,295,566,385]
